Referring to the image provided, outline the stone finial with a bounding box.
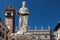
[35,26,37,30]
[15,27,18,32]
[29,26,31,30]
[41,26,43,29]
[22,1,26,7]
[48,25,50,30]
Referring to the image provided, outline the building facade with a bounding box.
[54,22,60,40]
[0,18,9,40]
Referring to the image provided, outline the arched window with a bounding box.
[7,12,11,16]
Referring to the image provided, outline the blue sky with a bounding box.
[0,0,60,30]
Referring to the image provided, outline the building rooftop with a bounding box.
[5,6,14,11]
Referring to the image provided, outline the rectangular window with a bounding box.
[2,34,4,38]
[0,25,1,28]
[0,32,2,37]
